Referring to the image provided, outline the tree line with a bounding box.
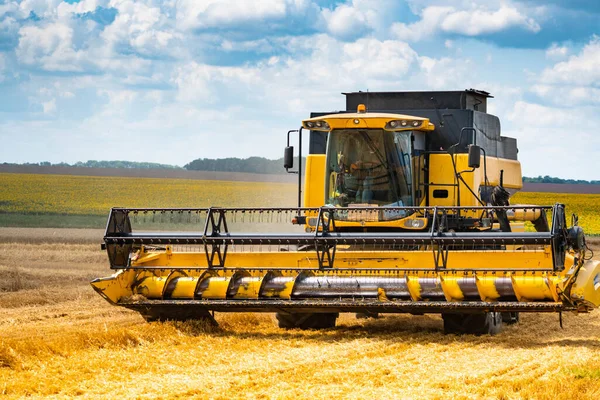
[183,156,303,175]
[522,175,600,185]
[7,160,182,169]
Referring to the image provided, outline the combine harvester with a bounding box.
[92,90,600,334]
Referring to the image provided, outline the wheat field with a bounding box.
[0,229,599,399]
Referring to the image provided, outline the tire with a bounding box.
[501,312,520,325]
[356,311,379,319]
[140,308,217,326]
[276,312,338,330]
[442,312,503,335]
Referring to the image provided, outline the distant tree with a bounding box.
[523,176,599,185]
[184,156,305,174]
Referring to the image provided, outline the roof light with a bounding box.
[357,104,366,113]
[385,119,426,131]
[302,120,330,131]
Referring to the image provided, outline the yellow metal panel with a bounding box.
[406,275,421,301]
[511,274,554,302]
[277,277,296,300]
[427,154,523,208]
[569,260,600,308]
[233,276,264,299]
[304,154,326,208]
[135,273,168,299]
[201,277,232,299]
[134,249,554,271]
[170,277,199,299]
[475,275,501,301]
[440,275,465,301]
[90,269,137,304]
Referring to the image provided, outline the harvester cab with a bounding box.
[92,90,600,335]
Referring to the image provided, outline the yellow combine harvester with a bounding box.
[92,90,600,334]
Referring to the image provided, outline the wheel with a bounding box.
[356,311,379,319]
[442,312,503,335]
[501,312,520,325]
[276,312,338,330]
[140,308,217,326]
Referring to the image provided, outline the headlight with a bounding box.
[404,218,426,229]
[303,120,330,131]
[385,119,423,130]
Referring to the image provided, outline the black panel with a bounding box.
[344,90,491,113]
[308,111,332,155]
[433,189,449,198]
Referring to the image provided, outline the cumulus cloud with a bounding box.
[539,36,600,86]
[56,0,110,17]
[527,37,600,107]
[101,1,182,58]
[545,43,569,59]
[17,0,64,19]
[322,3,371,40]
[176,0,299,31]
[16,22,86,72]
[392,5,540,41]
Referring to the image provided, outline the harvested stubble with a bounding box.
[0,230,599,399]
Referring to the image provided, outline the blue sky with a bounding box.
[0,0,598,179]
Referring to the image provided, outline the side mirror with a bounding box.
[284,146,294,169]
[468,144,481,169]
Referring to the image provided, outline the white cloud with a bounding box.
[392,5,540,41]
[539,37,600,86]
[545,43,569,59]
[176,0,295,31]
[341,38,417,78]
[0,53,5,82]
[101,1,182,58]
[172,62,261,103]
[96,89,137,117]
[16,22,85,72]
[391,6,451,41]
[418,56,471,89]
[220,39,274,53]
[42,98,56,114]
[505,100,600,179]
[528,37,600,107]
[18,0,63,19]
[0,2,19,18]
[57,0,110,17]
[441,6,540,36]
[322,3,370,40]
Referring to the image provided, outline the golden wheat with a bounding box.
[0,236,599,399]
[512,192,600,235]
